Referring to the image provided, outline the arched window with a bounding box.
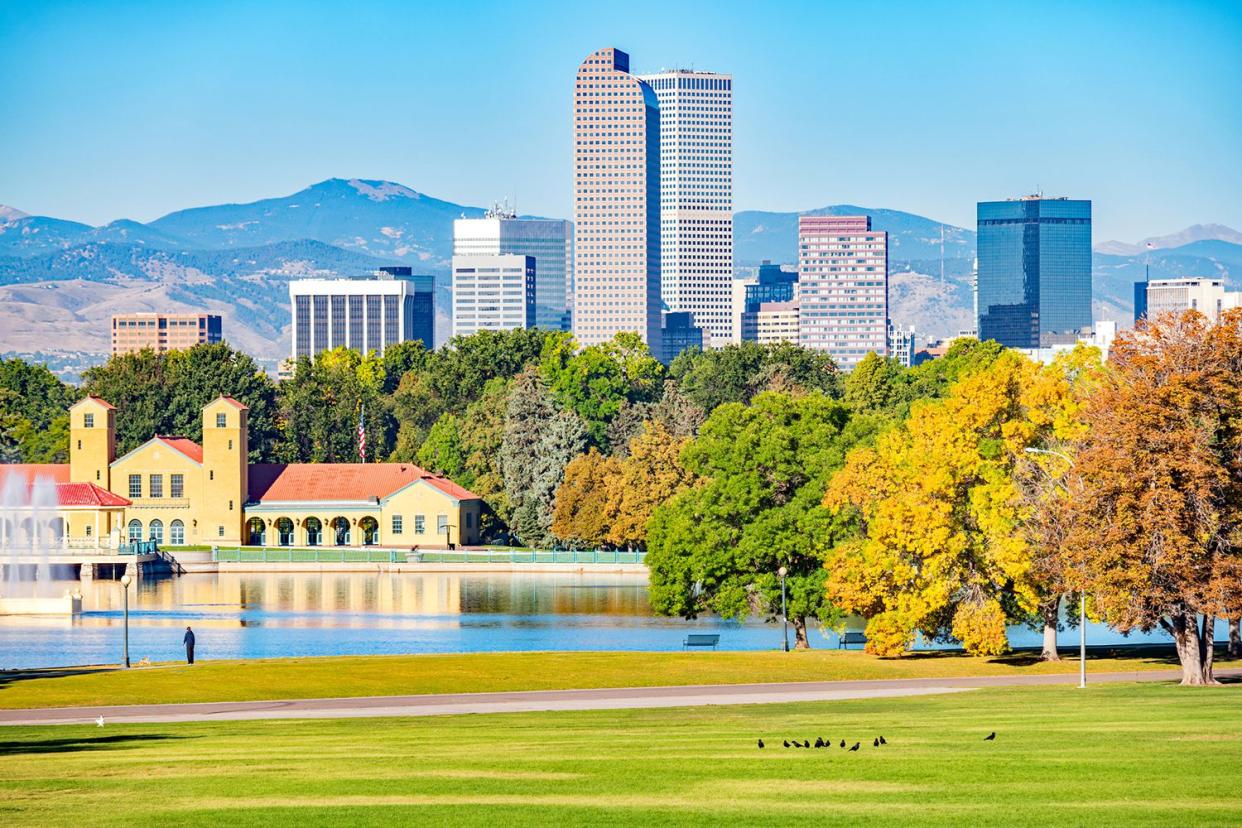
[277,518,294,546]
[170,520,185,545]
[148,519,163,545]
[332,517,350,546]
[247,517,266,546]
[305,517,322,546]
[359,517,379,546]
[127,520,143,543]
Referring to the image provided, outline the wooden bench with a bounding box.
[683,634,720,651]
[838,632,867,649]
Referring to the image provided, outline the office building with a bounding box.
[453,208,572,331]
[451,254,536,337]
[289,269,434,361]
[1135,277,1241,324]
[638,68,733,346]
[573,47,662,355]
[888,323,917,368]
[741,301,799,345]
[660,311,703,363]
[733,261,799,343]
[111,313,222,355]
[797,215,889,369]
[976,196,1092,348]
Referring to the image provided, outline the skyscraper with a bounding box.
[453,208,572,331]
[451,254,536,337]
[289,270,434,361]
[573,47,662,355]
[797,215,888,370]
[976,197,1092,348]
[638,68,733,346]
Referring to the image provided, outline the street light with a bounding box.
[119,572,132,669]
[1024,446,1086,689]
[778,566,789,652]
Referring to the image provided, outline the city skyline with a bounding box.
[1,1,1240,242]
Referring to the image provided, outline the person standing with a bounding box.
[183,626,196,664]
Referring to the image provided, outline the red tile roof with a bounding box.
[57,482,131,507]
[248,463,480,503]
[154,436,204,463]
[72,396,116,410]
[215,396,249,410]
[0,464,71,485]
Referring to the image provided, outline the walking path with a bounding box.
[3,667,1236,727]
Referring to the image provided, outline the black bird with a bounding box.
[814,737,824,748]
[758,739,765,749]
[873,738,879,748]
[783,740,791,748]
[849,742,860,752]
[839,739,845,748]
[879,736,887,745]
[984,732,996,741]
[803,741,811,749]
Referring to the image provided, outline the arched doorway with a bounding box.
[148,519,164,545]
[276,518,294,546]
[127,519,143,543]
[304,517,322,546]
[170,519,185,545]
[331,517,350,546]
[247,517,266,546]
[359,517,379,546]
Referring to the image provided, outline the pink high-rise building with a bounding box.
[797,215,888,369]
[572,47,662,354]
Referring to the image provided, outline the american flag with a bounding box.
[357,405,366,462]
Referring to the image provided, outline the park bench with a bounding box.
[683,634,720,651]
[838,631,867,649]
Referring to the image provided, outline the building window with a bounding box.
[437,514,448,534]
[148,519,164,545]
[228,439,233,450]
[170,520,185,545]
[96,470,100,481]
[305,517,322,546]
[171,474,183,498]
[209,470,214,481]
[216,413,227,428]
[391,515,403,535]
[127,520,142,543]
[149,474,163,499]
[229,500,233,511]
[277,518,294,546]
[466,512,474,529]
[85,525,93,537]
[77,440,82,450]
[414,515,425,534]
[128,474,141,499]
[217,525,225,537]
[84,413,94,428]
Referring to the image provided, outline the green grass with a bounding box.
[0,683,1238,826]
[0,646,1215,710]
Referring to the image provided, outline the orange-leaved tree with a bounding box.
[1063,310,1242,685]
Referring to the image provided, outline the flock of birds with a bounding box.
[757,732,996,749]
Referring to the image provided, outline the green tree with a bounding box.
[278,348,390,462]
[0,357,76,462]
[416,413,466,481]
[646,392,870,648]
[668,341,841,412]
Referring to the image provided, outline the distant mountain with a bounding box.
[0,205,29,222]
[0,214,95,256]
[1095,223,1242,255]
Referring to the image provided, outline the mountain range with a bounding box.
[2,178,1239,375]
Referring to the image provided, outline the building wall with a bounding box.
[451,254,536,337]
[798,216,888,369]
[1142,278,1238,324]
[289,275,434,360]
[454,216,572,331]
[109,441,207,545]
[111,313,222,355]
[69,398,115,488]
[744,301,799,344]
[638,70,734,346]
[573,47,662,354]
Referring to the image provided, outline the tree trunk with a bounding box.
[1165,611,1218,685]
[1040,595,1061,661]
[1229,617,1241,658]
[792,616,810,650]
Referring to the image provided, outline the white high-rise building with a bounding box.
[451,255,536,337]
[453,208,572,331]
[289,271,434,361]
[1138,277,1242,324]
[638,68,734,347]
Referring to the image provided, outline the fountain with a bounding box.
[0,471,82,615]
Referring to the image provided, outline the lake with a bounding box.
[0,571,1208,669]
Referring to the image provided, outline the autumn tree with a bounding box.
[551,449,623,547]
[646,392,871,648]
[1063,310,1242,685]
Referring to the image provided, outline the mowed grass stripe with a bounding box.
[0,683,1239,827]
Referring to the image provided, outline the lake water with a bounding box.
[0,572,1207,669]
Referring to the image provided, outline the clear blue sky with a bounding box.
[1,0,1239,242]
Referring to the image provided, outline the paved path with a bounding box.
[3,667,1236,727]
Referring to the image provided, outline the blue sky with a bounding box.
[1,0,1239,241]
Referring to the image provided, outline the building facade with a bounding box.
[797,215,889,369]
[0,396,483,551]
[453,210,573,331]
[660,311,703,363]
[741,301,800,345]
[976,197,1092,348]
[451,254,536,337]
[734,261,799,343]
[572,47,662,355]
[111,313,222,355]
[888,323,917,367]
[1136,277,1241,324]
[638,68,733,347]
[289,269,435,361]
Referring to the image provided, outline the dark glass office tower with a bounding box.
[976,197,1092,348]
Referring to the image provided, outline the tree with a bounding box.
[457,378,514,532]
[646,392,869,648]
[416,413,466,481]
[278,348,389,462]
[1063,310,1242,685]
[551,448,623,547]
[0,357,76,462]
[843,352,907,414]
[608,423,695,548]
[669,341,841,413]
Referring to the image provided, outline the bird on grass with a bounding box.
[873,738,879,748]
[814,737,824,748]
[879,736,887,745]
[95,716,104,728]
[783,740,791,748]
[839,739,845,748]
[984,732,996,741]
[758,739,765,749]
[849,742,860,752]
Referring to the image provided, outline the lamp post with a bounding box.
[1024,446,1086,689]
[778,566,789,652]
[119,572,132,669]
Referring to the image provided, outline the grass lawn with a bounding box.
[0,682,1238,826]
[0,646,1220,710]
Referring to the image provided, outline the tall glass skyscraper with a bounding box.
[976,197,1092,348]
